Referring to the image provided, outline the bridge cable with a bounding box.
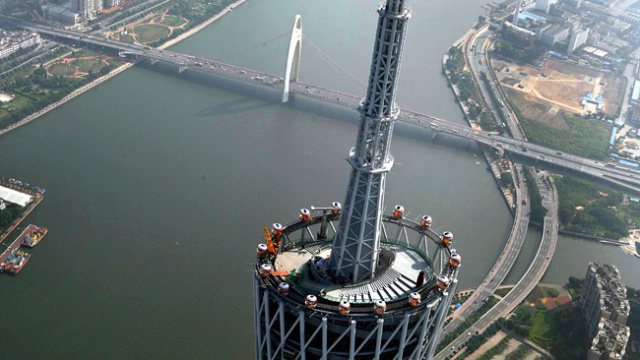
[302,34,367,87]
[211,31,291,62]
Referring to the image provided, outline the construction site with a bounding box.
[493,58,626,129]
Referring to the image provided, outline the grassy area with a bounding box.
[523,167,547,224]
[505,344,532,360]
[529,310,554,342]
[160,14,187,27]
[445,45,498,132]
[134,24,171,44]
[0,45,126,129]
[9,11,34,21]
[437,296,501,352]
[477,336,511,360]
[495,287,513,297]
[554,175,631,239]
[519,114,610,160]
[120,34,136,44]
[48,62,76,77]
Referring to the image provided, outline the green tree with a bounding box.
[500,172,513,187]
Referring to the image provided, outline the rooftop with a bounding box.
[275,244,430,303]
[518,11,549,23]
[0,185,32,207]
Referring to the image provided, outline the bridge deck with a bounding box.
[6,15,640,195]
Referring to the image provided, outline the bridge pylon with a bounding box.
[282,14,302,103]
[178,65,188,73]
[150,59,159,65]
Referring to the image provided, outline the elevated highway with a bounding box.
[437,164,530,339]
[435,171,559,360]
[5,16,640,194]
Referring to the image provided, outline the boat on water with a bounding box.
[22,226,47,248]
[1,250,30,274]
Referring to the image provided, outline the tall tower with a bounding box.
[328,0,409,283]
[512,0,522,26]
[254,1,460,359]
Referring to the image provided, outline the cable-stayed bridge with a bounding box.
[4,15,640,194]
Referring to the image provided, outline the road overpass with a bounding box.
[5,16,640,194]
[435,171,559,360]
[440,164,531,340]
[436,164,530,338]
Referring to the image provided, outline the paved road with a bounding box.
[618,60,636,123]
[467,26,525,141]
[435,171,559,360]
[435,26,533,345]
[438,164,529,338]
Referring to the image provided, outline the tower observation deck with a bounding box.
[253,1,460,359]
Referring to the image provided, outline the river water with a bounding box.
[0,0,637,358]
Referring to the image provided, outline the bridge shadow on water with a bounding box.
[195,98,274,118]
[138,60,483,155]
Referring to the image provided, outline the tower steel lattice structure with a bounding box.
[328,0,410,283]
[254,1,461,359]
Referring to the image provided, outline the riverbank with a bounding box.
[441,35,515,212]
[0,193,42,244]
[158,0,247,50]
[0,0,248,137]
[0,62,133,137]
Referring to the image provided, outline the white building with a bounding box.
[588,31,600,46]
[536,0,552,13]
[104,0,121,8]
[71,0,102,20]
[0,186,33,207]
[568,27,589,53]
[0,30,41,59]
[537,24,570,46]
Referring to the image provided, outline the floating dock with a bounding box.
[0,226,33,274]
[1,249,30,274]
[20,224,47,248]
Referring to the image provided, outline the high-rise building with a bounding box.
[513,0,523,26]
[537,24,569,46]
[568,27,589,53]
[580,263,631,360]
[104,0,122,9]
[588,30,600,46]
[253,1,460,358]
[71,0,102,20]
[94,0,103,16]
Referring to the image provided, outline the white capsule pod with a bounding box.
[374,300,387,314]
[449,253,462,267]
[442,231,453,245]
[393,205,405,218]
[420,215,433,228]
[257,243,268,257]
[299,208,311,221]
[437,275,450,290]
[409,292,421,306]
[305,294,318,308]
[339,300,351,315]
[272,223,284,235]
[278,282,290,296]
[331,201,342,214]
[260,263,272,278]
